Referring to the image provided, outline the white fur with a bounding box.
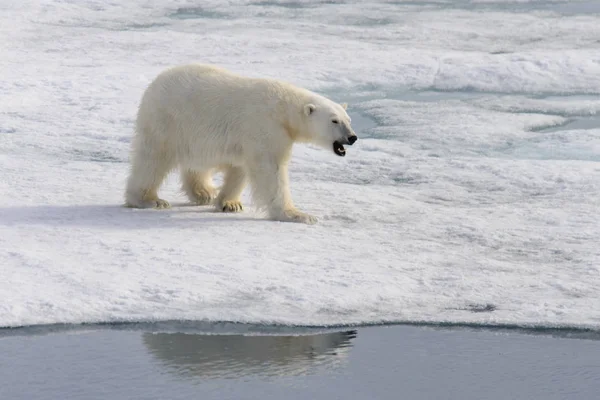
[124,63,356,224]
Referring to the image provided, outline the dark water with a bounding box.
[1,323,599,400]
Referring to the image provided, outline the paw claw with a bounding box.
[220,200,243,213]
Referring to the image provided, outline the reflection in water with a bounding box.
[143,330,357,380]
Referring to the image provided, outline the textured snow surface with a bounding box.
[1,0,599,329]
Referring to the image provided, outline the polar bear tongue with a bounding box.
[333,141,346,157]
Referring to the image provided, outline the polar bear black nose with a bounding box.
[348,135,358,145]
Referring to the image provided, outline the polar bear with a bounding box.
[124,63,358,224]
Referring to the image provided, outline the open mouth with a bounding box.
[333,141,346,157]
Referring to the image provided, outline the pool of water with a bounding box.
[1,323,599,400]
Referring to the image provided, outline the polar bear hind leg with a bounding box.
[125,143,174,209]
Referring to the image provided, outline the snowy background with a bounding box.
[1,0,599,329]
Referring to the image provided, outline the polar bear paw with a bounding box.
[276,209,318,225]
[220,200,244,213]
[126,197,171,209]
[155,198,171,209]
[189,188,217,206]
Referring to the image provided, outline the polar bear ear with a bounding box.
[304,104,316,116]
[342,102,348,110]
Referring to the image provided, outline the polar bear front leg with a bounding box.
[248,159,317,224]
[215,166,247,213]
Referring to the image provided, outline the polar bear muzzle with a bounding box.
[333,134,357,157]
[333,140,346,156]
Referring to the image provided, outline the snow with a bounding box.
[1,0,599,330]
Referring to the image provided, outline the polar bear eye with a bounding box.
[332,119,339,124]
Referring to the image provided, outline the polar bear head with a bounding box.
[302,98,358,157]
